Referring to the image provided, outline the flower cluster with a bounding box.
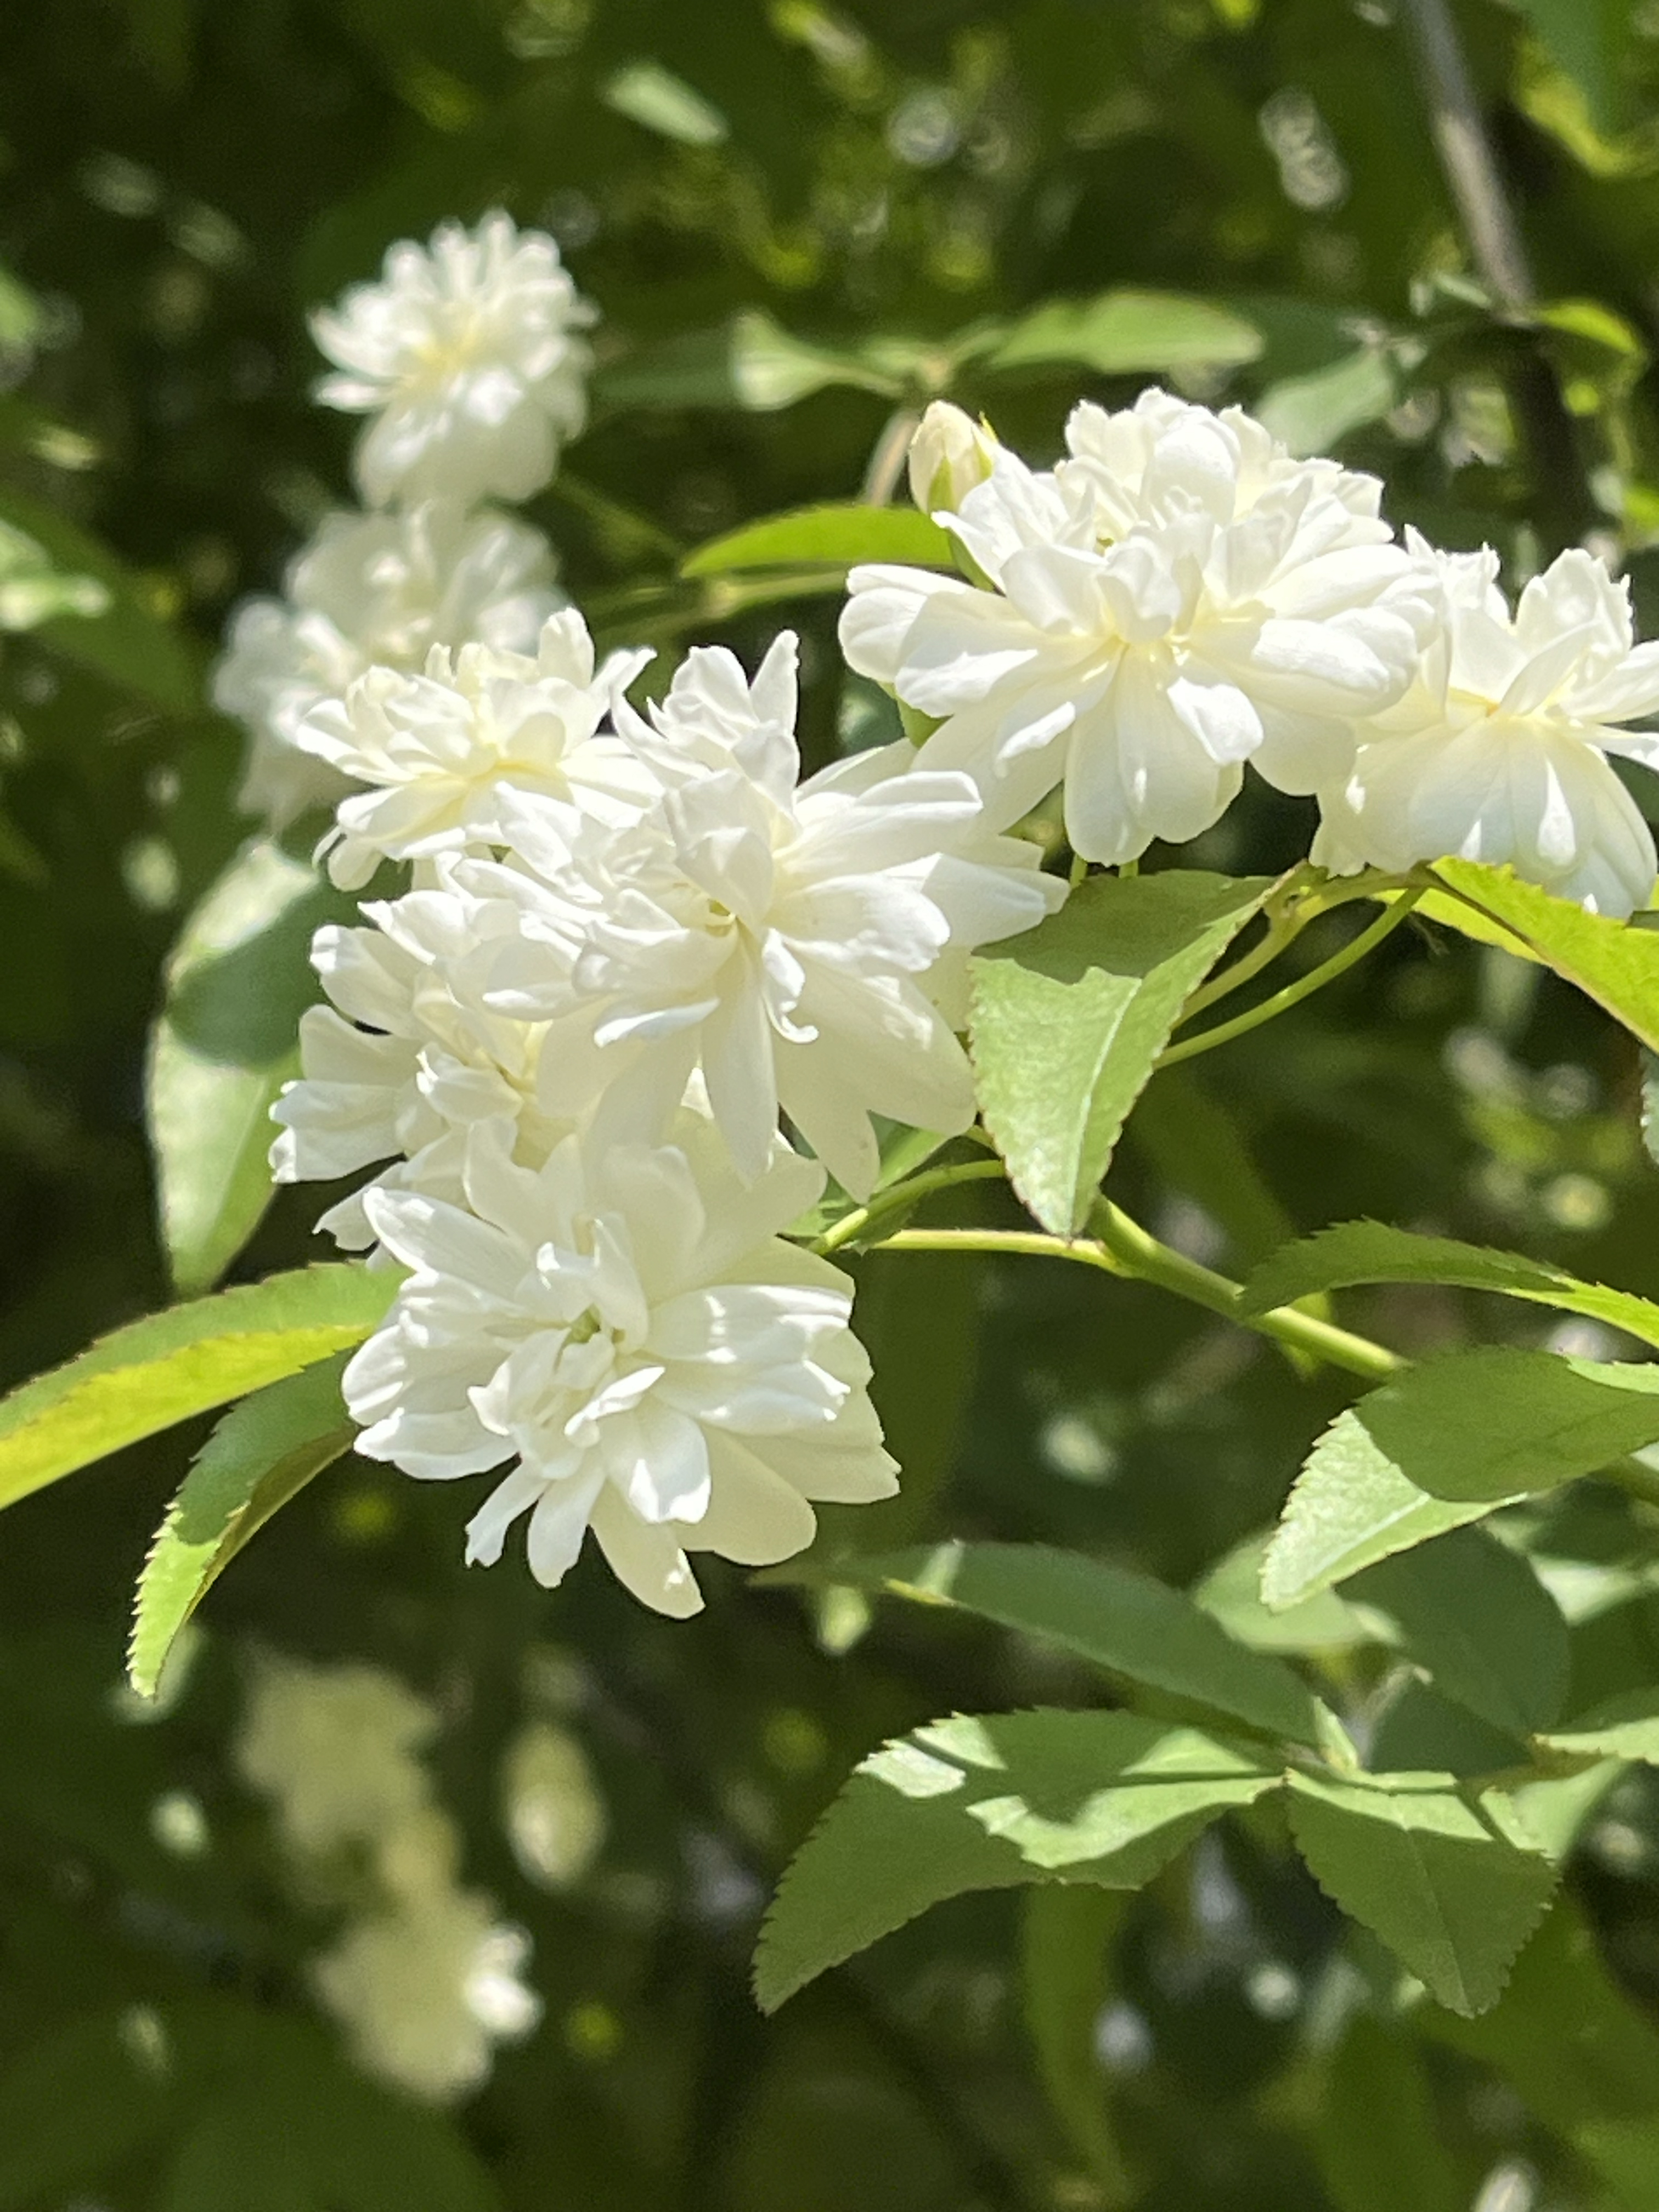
[848,394,1659,916]
[236,1652,540,2101]
[250,212,1659,1623]
[215,213,591,830]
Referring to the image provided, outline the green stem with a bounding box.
[1173,868,1408,1030]
[873,1210,1659,1509]
[1158,891,1425,1069]
[814,1158,1008,1255]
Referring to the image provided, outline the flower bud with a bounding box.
[907,401,998,514]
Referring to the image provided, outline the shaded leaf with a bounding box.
[1255,346,1400,455]
[0,1266,395,1511]
[754,1710,1279,2011]
[1286,1769,1557,2015]
[681,503,954,579]
[1021,1889,1134,2205]
[1512,0,1635,138]
[1314,2015,1464,2212]
[969,871,1271,1235]
[1539,1684,1659,1765]
[0,2010,181,2209]
[979,289,1263,377]
[129,1356,356,1698]
[1345,1527,1570,1737]
[596,310,904,413]
[1241,1217,1659,1354]
[785,1541,1323,1745]
[1130,1066,1298,1272]
[1193,1531,1374,1655]
[148,836,354,1295]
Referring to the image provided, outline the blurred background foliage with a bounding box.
[11,1,1659,2206]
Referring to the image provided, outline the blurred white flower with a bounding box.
[235,1653,437,1858]
[502,1720,607,1888]
[312,211,596,507]
[842,389,1435,864]
[215,501,562,830]
[1314,543,1659,917]
[467,633,1064,1195]
[342,1114,897,1616]
[294,608,653,888]
[907,399,999,513]
[314,1886,540,2103]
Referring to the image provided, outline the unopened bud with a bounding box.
[906,401,998,514]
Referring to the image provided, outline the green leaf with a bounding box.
[681,503,955,580]
[1427,860,1659,1053]
[1539,1683,1659,1764]
[602,58,728,146]
[0,2010,180,2209]
[1193,1531,1374,1655]
[0,481,199,710]
[149,837,356,1295]
[1313,2016,1464,2212]
[1345,1527,1570,1737]
[596,310,904,414]
[1512,0,1635,138]
[1255,346,1400,455]
[0,1265,394,1511]
[129,1356,356,1699]
[754,1709,1280,2011]
[1130,1066,1298,1272]
[1021,1890,1135,2205]
[978,289,1263,377]
[1263,1350,1659,1607]
[1285,1769,1557,2015]
[1241,1217,1659,1355]
[968,871,1272,1235]
[787,1541,1324,1746]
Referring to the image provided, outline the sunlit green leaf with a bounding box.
[978,290,1263,377]
[1286,1769,1557,2016]
[596,311,905,414]
[755,1710,1279,2011]
[1427,860,1659,1052]
[969,871,1272,1235]
[1511,0,1635,138]
[1241,1217,1659,1354]
[0,1266,395,1511]
[1255,346,1399,456]
[681,503,954,579]
[128,1356,356,1699]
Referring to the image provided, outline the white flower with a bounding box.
[842,389,1435,864]
[213,500,562,828]
[294,608,653,888]
[235,1653,437,1858]
[466,633,1065,1195]
[342,1115,898,1617]
[501,1720,607,1888]
[1314,543,1659,917]
[314,1886,540,2103]
[312,212,596,507]
[907,399,999,512]
[269,892,567,1249]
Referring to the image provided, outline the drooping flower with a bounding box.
[842,390,1436,865]
[312,212,596,507]
[1314,543,1659,917]
[464,633,1065,1196]
[234,1653,438,1858]
[293,608,653,888]
[342,1115,898,1616]
[213,500,562,828]
[314,1880,540,2103]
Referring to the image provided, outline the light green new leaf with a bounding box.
[1314,2016,1464,2212]
[0,1266,396,1511]
[1427,860,1659,1053]
[595,310,904,414]
[1021,1890,1135,2205]
[754,1709,1279,2011]
[681,502,955,579]
[979,290,1263,377]
[788,1541,1323,1746]
[129,1356,357,1699]
[969,870,1272,1234]
[0,481,199,710]
[1539,1684,1659,1765]
[1346,1527,1570,1737]
[1263,1348,1659,1608]
[1240,1217,1659,1353]
[1286,1769,1557,2015]
[149,837,356,1295]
